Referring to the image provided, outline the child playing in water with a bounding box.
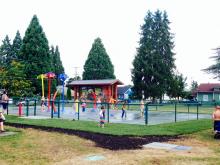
[99,105,105,128]
[0,111,5,132]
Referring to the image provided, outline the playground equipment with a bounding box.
[58,73,68,113]
[37,74,46,99]
[44,72,56,110]
[52,90,58,112]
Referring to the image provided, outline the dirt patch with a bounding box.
[5,122,180,150]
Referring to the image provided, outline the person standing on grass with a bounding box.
[212,105,220,133]
[1,91,9,113]
[121,101,127,119]
[99,105,105,128]
[0,111,5,132]
[140,99,145,117]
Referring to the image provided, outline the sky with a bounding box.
[0,0,220,88]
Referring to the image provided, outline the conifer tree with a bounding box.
[132,10,175,100]
[12,30,22,61]
[0,35,12,66]
[19,15,51,94]
[83,38,115,80]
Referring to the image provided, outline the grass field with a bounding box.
[0,123,220,165]
[5,115,213,136]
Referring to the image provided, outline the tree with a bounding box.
[166,73,187,100]
[51,45,65,86]
[0,61,33,97]
[131,10,175,100]
[19,15,52,94]
[67,87,72,100]
[0,35,12,66]
[82,38,115,80]
[12,30,22,61]
[190,80,198,92]
[203,47,220,79]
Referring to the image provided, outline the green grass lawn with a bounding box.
[5,115,213,136]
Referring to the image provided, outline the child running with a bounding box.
[121,101,127,119]
[99,105,105,128]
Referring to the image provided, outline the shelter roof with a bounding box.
[67,79,123,87]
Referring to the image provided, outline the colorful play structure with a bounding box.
[58,73,68,112]
[66,79,123,103]
[38,72,68,112]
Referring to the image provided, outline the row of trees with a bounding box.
[0,15,64,97]
[0,11,201,100]
[81,10,196,100]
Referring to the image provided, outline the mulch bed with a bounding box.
[5,122,180,150]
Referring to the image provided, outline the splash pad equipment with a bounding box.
[44,72,56,111]
[58,73,68,113]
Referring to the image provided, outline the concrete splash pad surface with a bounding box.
[20,116,51,119]
[8,106,211,125]
[84,155,105,161]
[143,142,192,151]
[0,131,17,137]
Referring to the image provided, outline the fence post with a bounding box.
[107,102,110,123]
[26,99,29,116]
[187,104,189,114]
[58,101,60,118]
[51,100,54,118]
[197,103,199,120]
[77,101,80,120]
[175,102,177,122]
[34,99,37,116]
[145,103,148,125]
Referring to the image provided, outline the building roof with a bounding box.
[67,79,123,87]
[196,83,220,93]
[117,85,132,95]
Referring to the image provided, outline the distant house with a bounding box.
[194,83,220,102]
[117,85,132,100]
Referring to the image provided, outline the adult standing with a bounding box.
[212,105,220,133]
[1,91,9,113]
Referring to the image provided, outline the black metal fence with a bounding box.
[5,99,213,125]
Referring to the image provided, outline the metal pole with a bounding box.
[26,99,29,116]
[78,101,80,120]
[58,100,60,118]
[175,102,177,122]
[34,99,37,116]
[51,100,53,118]
[145,103,148,125]
[107,102,110,123]
[62,81,65,113]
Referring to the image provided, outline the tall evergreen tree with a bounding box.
[52,46,64,76]
[0,35,12,66]
[19,15,52,94]
[12,30,22,61]
[203,47,220,79]
[82,38,115,80]
[49,45,65,91]
[131,10,175,100]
